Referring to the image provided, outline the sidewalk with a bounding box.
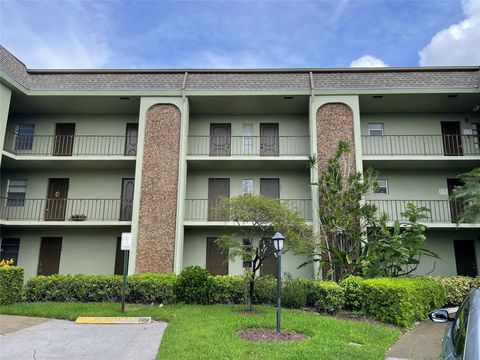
[385,320,447,360]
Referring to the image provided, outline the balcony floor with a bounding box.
[0,220,132,226]
[363,157,480,170]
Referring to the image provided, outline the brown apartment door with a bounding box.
[208,178,230,221]
[260,240,277,276]
[53,123,75,156]
[120,179,134,221]
[260,178,280,199]
[124,123,138,156]
[441,121,463,156]
[454,240,477,276]
[114,237,125,275]
[206,237,228,275]
[45,179,69,221]
[37,237,62,275]
[447,178,465,223]
[210,124,231,156]
[260,123,279,156]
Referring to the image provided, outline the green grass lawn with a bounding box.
[0,302,401,360]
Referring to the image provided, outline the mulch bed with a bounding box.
[237,328,308,343]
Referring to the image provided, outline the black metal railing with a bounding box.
[361,135,480,156]
[365,199,474,223]
[184,198,312,221]
[0,198,133,221]
[187,136,310,156]
[3,130,138,156]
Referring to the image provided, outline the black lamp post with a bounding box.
[272,232,284,335]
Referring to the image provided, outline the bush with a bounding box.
[340,276,365,311]
[312,281,345,314]
[210,276,245,304]
[127,273,177,304]
[428,276,480,307]
[0,267,24,305]
[253,276,276,304]
[282,278,309,308]
[175,266,212,304]
[25,274,122,302]
[361,277,444,328]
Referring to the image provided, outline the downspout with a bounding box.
[309,72,321,279]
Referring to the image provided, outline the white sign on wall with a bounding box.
[121,232,133,251]
[438,188,449,196]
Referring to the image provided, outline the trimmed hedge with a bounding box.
[210,275,245,304]
[354,277,444,328]
[339,276,364,311]
[312,281,345,314]
[428,276,480,307]
[0,267,24,305]
[127,273,177,304]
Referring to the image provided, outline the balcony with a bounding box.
[361,135,480,157]
[365,199,478,226]
[184,198,312,223]
[0,198,132,224]
[3,131,138,157]
[187,136,310,157]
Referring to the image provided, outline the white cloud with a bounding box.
[0,2,114,68]
[419,0,480,66]
[350,55,389,68]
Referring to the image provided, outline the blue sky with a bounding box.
[0,0,479,69]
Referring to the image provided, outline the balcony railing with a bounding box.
[361,135,480,156]
[365,199,475,224]
[3,131,138,156]
[187,136,310,156]
[184,198,312,221]
[0,198,133,222]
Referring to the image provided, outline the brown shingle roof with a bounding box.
[1,45,479,92]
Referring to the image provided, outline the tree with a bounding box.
[361,203,439,277]
[303,140,378,282]
[450,168,480,224]
[215,194,313,311]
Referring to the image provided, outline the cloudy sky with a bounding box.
[0,0,479,69]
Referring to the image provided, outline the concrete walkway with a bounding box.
[0,315,167,360]
[385,320,447,360]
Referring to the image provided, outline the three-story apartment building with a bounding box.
[0,45,479,280]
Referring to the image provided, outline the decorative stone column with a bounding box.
[135,104,181,273]
[316,103,356,173]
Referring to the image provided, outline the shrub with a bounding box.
[25,274,122,302]
[282,278,310,308]
[127,273,177,304]
[428,276,480,307]
[361,277,444,329]
[253,276,276,304]
[210,276,245,304]
[312,281,345,314]
[0,266,24,305]
[340,276,365,311]
[175,266,212,304]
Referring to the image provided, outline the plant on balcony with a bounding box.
[361,203,439,277]
[215,194,313,311]
[450,167,480,224]
[69,214,87,221]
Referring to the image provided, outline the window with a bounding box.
[243,239,253,269]
[452,296,470,357]
[375,179,389,194]
[7,179,27,206]
[243,124,253,153]
[0,238,20,265]
[242,179,253,195]
[14,124,35,151]
[368,123,384,136]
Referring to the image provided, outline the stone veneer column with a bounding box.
[136,104,181,273]
[316,103,356,172]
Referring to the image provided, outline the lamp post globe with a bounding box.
[272,232,284,252]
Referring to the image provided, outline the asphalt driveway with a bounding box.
[0,315,167,360]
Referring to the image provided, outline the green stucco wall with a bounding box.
[0,83,12,166]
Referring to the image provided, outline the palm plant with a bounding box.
[450,168,480,224]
